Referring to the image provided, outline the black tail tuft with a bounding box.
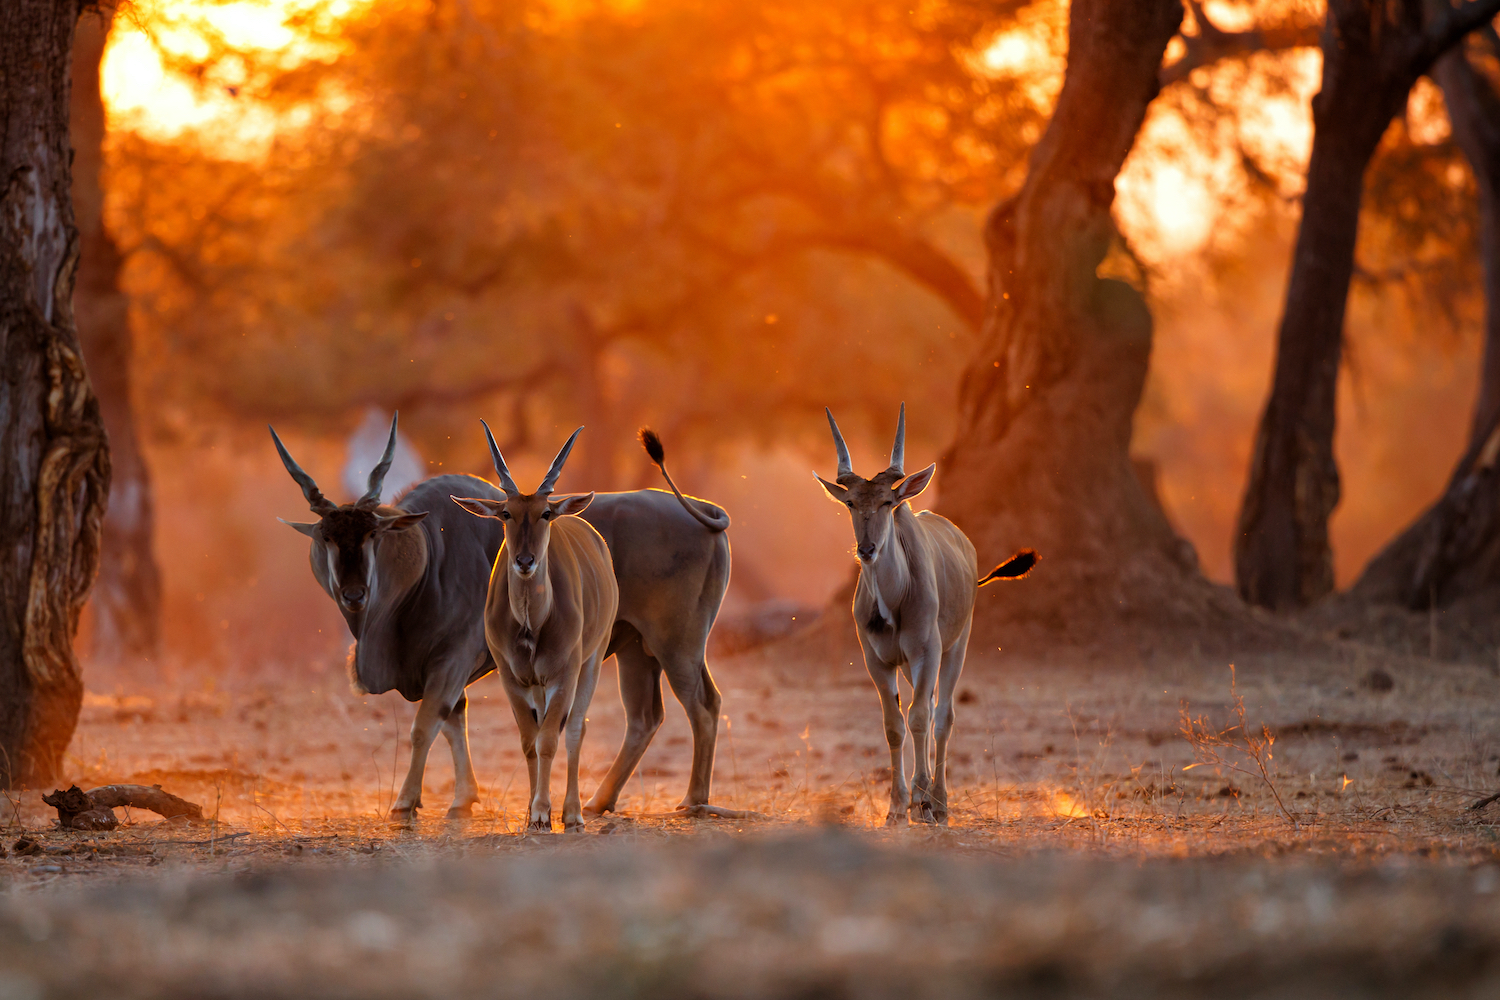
[978,549,1038,586]
[639,427,665,466]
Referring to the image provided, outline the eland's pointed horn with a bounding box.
[538,426,584,495]
[825,407,853,480]
[269,425,337,515]
[480,419,520,495]
[356,412,400,509]
[888,402,906,475]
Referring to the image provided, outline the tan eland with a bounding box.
[817,404,1035,825]
[453,423,618,832]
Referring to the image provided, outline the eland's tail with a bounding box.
[978,549,1038,586]
[639,428,731,533]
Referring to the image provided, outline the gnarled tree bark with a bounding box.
[1235,0,1500,611]
[70,7,161,663]
[1351,28,1500,609]
[0,0,111,787]
[936,0,1234,646]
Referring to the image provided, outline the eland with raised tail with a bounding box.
[817,404,1036,825]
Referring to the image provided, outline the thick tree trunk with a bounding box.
[1235,0,1500,610]
[936,0,1236,646]
[0,0,111,787]
[70,8,161,662]
[1350,33,1500,609]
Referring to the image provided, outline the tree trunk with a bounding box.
[1235,0,1500,610]
[0,0,111,787]
[937,0,1235,646]
[70,7,161,663]
[1350,31,1500,609]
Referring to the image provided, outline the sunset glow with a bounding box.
[101,0,358,153]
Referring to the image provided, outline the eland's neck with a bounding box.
[508,561,553,638]
[863,528,911,624]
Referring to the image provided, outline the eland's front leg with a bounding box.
[392,696,447,821]
[502,682,543,828]
[861,635,908,825]
[529,679,576,833]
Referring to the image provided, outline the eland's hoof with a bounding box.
[388,807,416,827]
[445,804,474,820]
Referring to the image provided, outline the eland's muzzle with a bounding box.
[514,554,537,576]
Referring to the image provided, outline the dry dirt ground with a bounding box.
[4,638,1500,997]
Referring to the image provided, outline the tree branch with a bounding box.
[1159,1,1321,87]
[1419,0,1500,74]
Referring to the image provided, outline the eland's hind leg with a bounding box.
[660,646,722,812]
[930,621,972,826]
[584,627,664,816]
[440,695,480,818]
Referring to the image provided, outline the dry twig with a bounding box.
[1180,666,1298,829]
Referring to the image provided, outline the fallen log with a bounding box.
[43,784,204,831]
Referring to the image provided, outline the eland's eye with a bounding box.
[881,500,893,508]
[499,510,512,521]
[541,510,555,521]
[845,501,854,509]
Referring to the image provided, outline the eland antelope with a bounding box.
[271,414,499,820]
[274,417,734,822]
[453,424,618,832]
[817,404,1036,825]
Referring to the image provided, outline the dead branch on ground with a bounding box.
[43,784,204,830]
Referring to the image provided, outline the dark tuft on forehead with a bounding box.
[838,470,905,492]
[320,507,380,549]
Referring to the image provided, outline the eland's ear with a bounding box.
[376,510,429,532]
[815,473,848,502]
[550,492,595,517]
[894,463,936,502]
[451,496,505,518]
[278,517,320,538]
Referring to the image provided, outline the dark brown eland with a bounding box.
[272,414,502,820]
[817,404,1036,825]
[274,417,737,822]
[453,425,617,832]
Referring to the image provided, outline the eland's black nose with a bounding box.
[341,586,367,608]
[857,543,877,561]
[514,554,536,574]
